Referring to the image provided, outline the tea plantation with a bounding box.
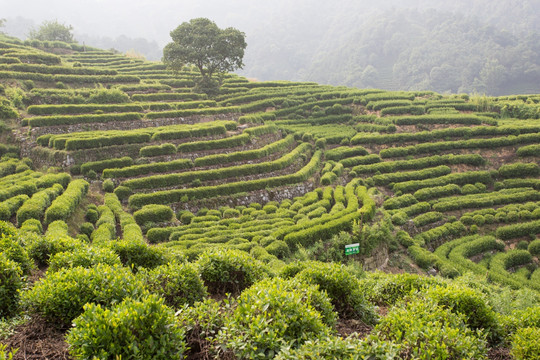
[0,35,539,359]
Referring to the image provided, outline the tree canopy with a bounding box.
[29,20,75,43]
[163,18,246,94]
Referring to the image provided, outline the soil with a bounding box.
[336,318,373,338]
[2,316,71,360]
[487,345,512,360]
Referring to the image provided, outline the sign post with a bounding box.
[345,243,360,256]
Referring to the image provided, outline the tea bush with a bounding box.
[0,253,23,318]
[141,262,207,308]
[133,204,174,225]
[0,232,33,275]
[47,245,121,272]
[107,239,168,271]
[375,299,488,359]
[196,249,271,295]
[275,335,401,360]
[511,327,540,360]
[295,261,377,324]
[21,263,146,326]
[66,295,186,360]
[218,277,332,359]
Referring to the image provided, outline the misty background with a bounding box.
[2,0,540,95]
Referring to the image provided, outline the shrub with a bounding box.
[265,240,290,259]
[424,284,500,342]
[16,183,63,226]
[0,194,29,221]
[498,162,540,178]
[85,208,99,224]
[66,295,186,360]
[196,249,271,295]
[44,179,89,224]
[86,169,97,180]
[179,210,194,224]
[80,156,133,175]
[78,222,94,238]
[87,86,130,104]
[0,234,34,275]
[528,239,540,256]
[107,240,168,271]
[102,179,114,193]
[218,277,332,359]
[363,273,444,306]
[176,298,226,359]
[139,143,177,157]
[375,299,488,359]
[113,185,131,201]
[141,262,207,309]
[295,261,377,324]
[391,211,408,225]
[511,327,540,360]
[47,246,121,272]
[25,228,85,267]
[20,218,43,234]
[21,264,146,326]
[396,230,414,247]
[275,335,400,360]
[134,204,174,225]
[0,253,23,318]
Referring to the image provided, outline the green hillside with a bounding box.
[0,35,539,359]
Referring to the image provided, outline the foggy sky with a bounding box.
[2,0,539,90]
[3,0,501,47]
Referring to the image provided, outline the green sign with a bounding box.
[345,243,360,256]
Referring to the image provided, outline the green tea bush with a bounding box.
[25,223,85,267]
[103,158,193,178]
[113,185,131,201]
[20,218,43,234]
[275,334,401,360]
[107,239,168,271]
[375,299,488,359]
[176,298,225,359]
[528,239,540,256]
[102,178,114,193]
[0,194,28,221]
[265,240,290,259]
[0,253,23,318]
[44,179,88,224]
[47,246,121,272]
[498,162,540,178]
[21,264,146,326]
[424,284,500,342]
[78,222,94,238]
[139,143,176,157]
[295,261,377,323]
[218,277,332,359]
[362,272,444,306]
[28,112,141,127]
[66,295,186,360]
[0,234,33,275]
[133,204,174,225]
[16,183,63,225]
[80,156,133,175]
[510,327,540,360]
[196,249,271,295]
[141,262,207,308]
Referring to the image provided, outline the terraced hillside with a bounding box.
[0,35,539,359]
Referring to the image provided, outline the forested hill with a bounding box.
[241,0,540,96]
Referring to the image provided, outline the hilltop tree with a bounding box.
[29,20,75,43]
[163,18,246,95]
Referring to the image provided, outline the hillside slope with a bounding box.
[0,36,539,359]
